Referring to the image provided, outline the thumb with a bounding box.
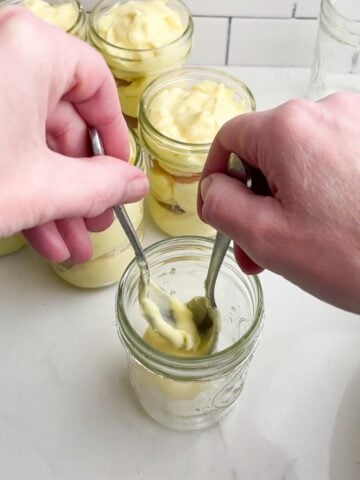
[45,151,148,222]
[199,173,287,271]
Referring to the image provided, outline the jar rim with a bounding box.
[128,126,143,168]
[67,0,86,34]
[89,0,193,55]
[116,236,264,379]
[138,67,256,153]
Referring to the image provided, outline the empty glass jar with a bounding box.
[116,236,264,430]
[309,0,360,99]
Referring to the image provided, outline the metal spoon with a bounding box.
[89,129,270,353]
[89,129,193,349]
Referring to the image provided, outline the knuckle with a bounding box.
[271,99,312,137]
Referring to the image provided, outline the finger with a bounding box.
[23,221,70,262]
[44,150,148,221]
[200,173,287,269]
[46,100,91,158]
[233,244,264,275]
[47,102,115,234]
[198,111,268,216]
[55,218,92,263]
[61,47,130,161]
[85,209,114,232]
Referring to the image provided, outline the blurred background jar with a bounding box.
[139,67,256,237]
[88,0,193,127]
[0,234,26,256]
[116,236,264,430]
[1,0,87,39]
[51,128,144,288]
[309,0,360,99]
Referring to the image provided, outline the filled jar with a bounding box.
[116,236,264,430]
[51,128,144,288]
[0,234,26,256]
[139,67,256,237]
[2,0,87,39]
[88,0,193,127]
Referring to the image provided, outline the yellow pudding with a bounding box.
[8,0,87,37]
[51,128,145,288]
[0,233,26,256]
[139,68,256,237]
[88,0,193,123]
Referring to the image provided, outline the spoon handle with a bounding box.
[205,154,271,307]
[204,232,231,307]
[88,128,150,282]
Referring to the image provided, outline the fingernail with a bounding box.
[128,177,149,198]
[200,176,212,201]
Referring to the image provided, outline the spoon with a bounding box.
[89,129,199,350]
[185,153,272,353]
[89,129,270,354]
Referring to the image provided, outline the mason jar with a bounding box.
[116,236,264,430]
[139,68,256,237]
[51,128,145,288]
[309,0,360,99]
[0,234,26,256]
[88,0,193,127]
[1,0,87,39]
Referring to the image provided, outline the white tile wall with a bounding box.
[228,18,318,67]
[295,0,321,18]
[188,17,229,66]
[82,0,321,67]
[183,0,294,18]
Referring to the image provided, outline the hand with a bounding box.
[198,93,360,313]
[0,7,148,262]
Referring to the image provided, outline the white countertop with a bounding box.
[1,67,359,480]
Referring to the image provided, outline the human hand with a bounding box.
[0,7,148,262]
[199,93,360,313]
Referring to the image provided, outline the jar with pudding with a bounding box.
[2,0,87,39]
[139,68,256,237]
[88,0,193,127]
[116,237,264,430]
[51,128,144,288]
[0,233,26,256]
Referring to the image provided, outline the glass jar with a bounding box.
[51,127,145,288]
[88,0,193,127]
[116,236,264,430]
[139,68,256,237]
[2,0,87,39]
[309,0,360,99]
[0,233,26,256]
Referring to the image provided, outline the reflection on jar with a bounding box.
[139,68,256,237]
[51,127,145,288]
[2,0,87,39]
[88,0,193,127]
[0,233,26,256]
[116,237,264,430]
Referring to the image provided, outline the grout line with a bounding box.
[225,17,231,66]
[292,2,297,18]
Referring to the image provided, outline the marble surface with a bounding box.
[0,67,359,480]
